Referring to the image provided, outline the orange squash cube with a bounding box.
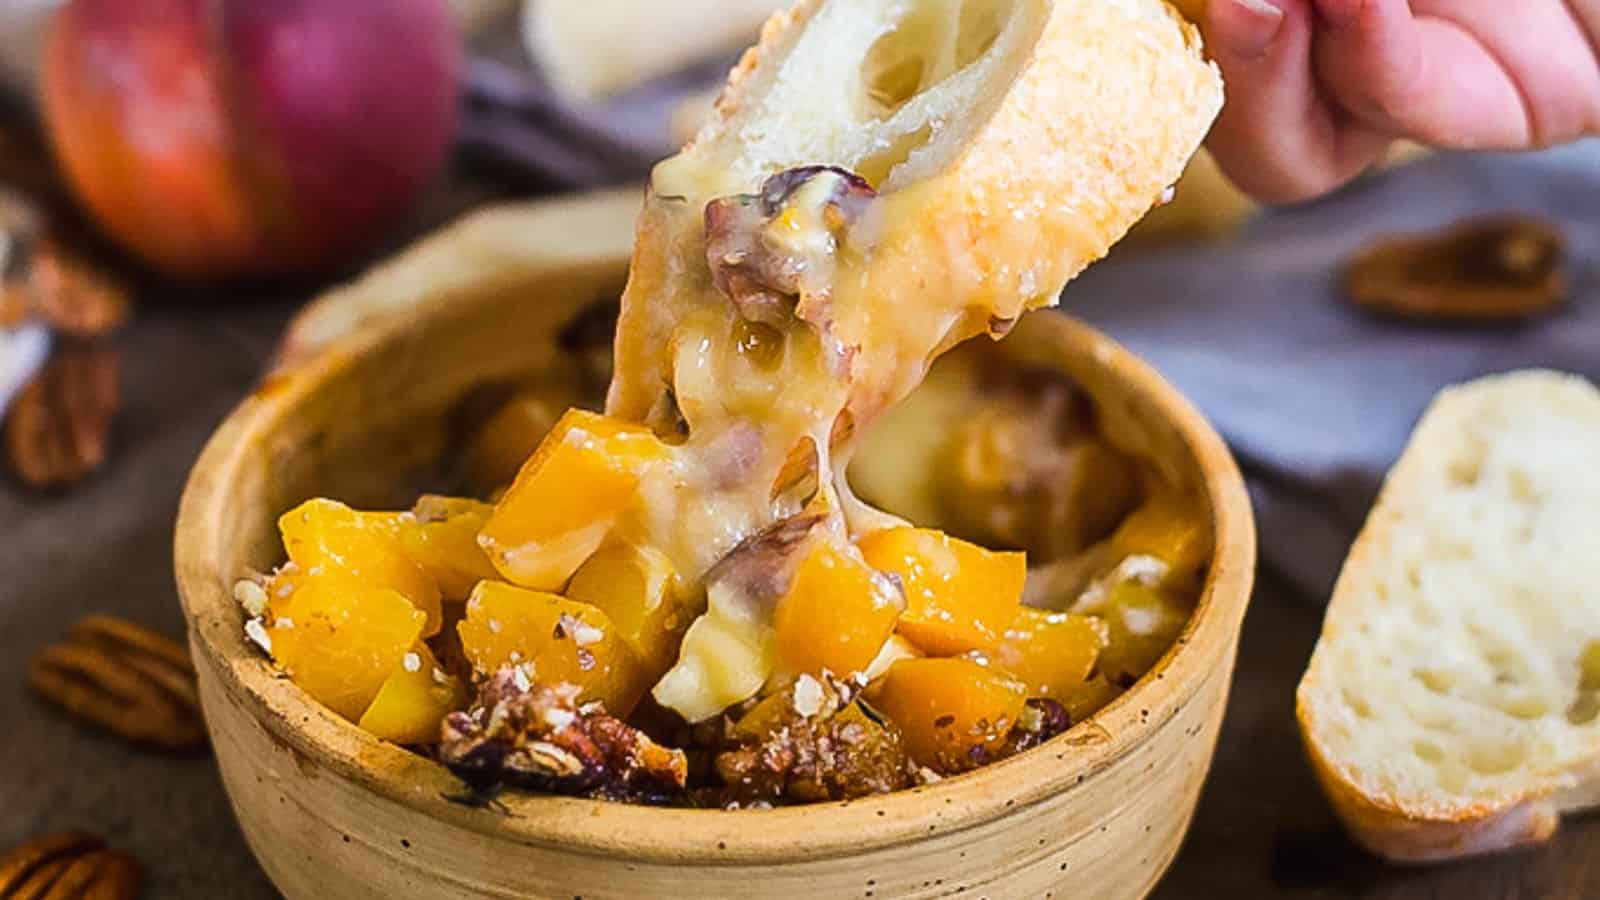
[469,389,572,490]
[395,495,499,601]
[358,643,468,744]
[278,498,443,635]
[1062,674,1124,724]
[565,542,695,681]
[988,608,1108,701]
[266,582,427,722]
[868,657,1027,771]
[774,541,903,679]
[1075,579,1192,685]
[457,581,648,716]
[1108,494,1211,586]
[478,410,670,592]
[858,527,1025,655]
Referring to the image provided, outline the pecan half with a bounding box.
[441,668,687,804]
[703,514,824,612]
[705,166,876,331]
[1344,215,1566,322]
[3,344,121,489]
[0,832,142,900]
[29,615,206,752]
[0,189,129,339]
[20,239,132,338]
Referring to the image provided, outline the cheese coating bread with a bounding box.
[611,0,1224,422]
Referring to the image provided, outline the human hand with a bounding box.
[1193,0,1600,203]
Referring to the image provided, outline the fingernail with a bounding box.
[1215,0,1286,60]
[1315,0,1370,30]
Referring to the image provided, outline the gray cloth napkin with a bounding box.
[1061,142,1600,601]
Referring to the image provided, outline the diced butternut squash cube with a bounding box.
[395,495,499,601]
[565,542,695,681]
[266,582,426,722]
[457,581,648,716]
[478,410,669,592]
[469,389,571,490]
[868,657,1027,771]
[278,498,443,635]
[358,643,467,744]
[774,542,902,679]
[858,527,1025,655]
[988,609,1108,701]
[1075,579,1191,685]
[1108,494,1211,585]
[1062,674,1124,724]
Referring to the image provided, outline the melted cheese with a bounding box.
[606,155,1053,721]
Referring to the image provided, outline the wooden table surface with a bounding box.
[1156,573,1600,900]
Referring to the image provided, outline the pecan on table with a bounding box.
[0,190,129,339]
[29,615,206,752]
[0,831,142,900]
[3,344,121,490]
[15,238,131,338]
[441,668,688,804]
[1344,215,1566,322]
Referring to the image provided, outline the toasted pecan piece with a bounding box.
[712,676,915,806]
[0,191,130,339]
[441,669,687,804]
[21,239,132,339]
[2,345,121,490]
[1344,215,1566,322]
[0,831,142,900]
[29,615,206,752]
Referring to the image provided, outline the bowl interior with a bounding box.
[175,258,1255,863]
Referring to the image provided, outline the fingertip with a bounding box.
[1313,0,1375,30]
[1206,0,1287,62]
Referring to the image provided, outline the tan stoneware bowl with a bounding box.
[175,191,1256,900]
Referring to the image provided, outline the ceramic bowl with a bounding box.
[175,195,1255,900]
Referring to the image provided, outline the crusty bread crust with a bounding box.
[1298,370,1600,864]
[610,0,1223,421]
[1299,703,1560,863]
[700,0,1221,280]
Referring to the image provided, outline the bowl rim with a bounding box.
[175,293,1256,865]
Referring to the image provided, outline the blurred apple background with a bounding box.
[0,0,776,283]
[0,0,801,492]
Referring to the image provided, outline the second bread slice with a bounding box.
[1298,370,1600,862]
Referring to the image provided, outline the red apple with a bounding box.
[42,0,461,278]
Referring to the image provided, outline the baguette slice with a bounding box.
[1298,371,1600,863]
[610,0,1223,423]
[605,0,1221,720]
